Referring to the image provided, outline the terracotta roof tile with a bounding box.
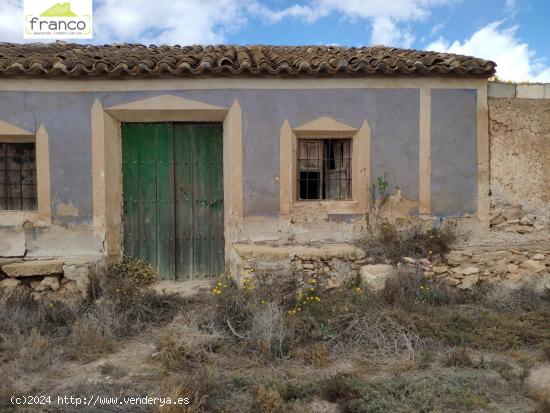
[0,43,496,78]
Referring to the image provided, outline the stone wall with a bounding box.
[232,244,367,291]
[358,246,549,294]
[487,82,550,244]
[409,246,549,292]
[0,256,106,299]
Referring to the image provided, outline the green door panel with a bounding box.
[122,122,224,280]
[155,124,176,280]
[174,124,195,279]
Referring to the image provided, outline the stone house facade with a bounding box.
[2,43,545,290]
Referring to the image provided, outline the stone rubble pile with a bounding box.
[391,247,549,292]
[0,256,106,299]
[490,204,547,234]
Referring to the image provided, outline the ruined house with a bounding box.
[0,43,546,292]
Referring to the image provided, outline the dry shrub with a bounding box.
[158,366,216,413]
[0,288,77,337]
[484,285,548,313]
[320,373,361,403]
[252,384,285,413]
[212,275,299,359]
[292,342,330,367]
[248,301,290,358]
[213,274,297,334]
[275,379,320,402]
[0,329,59,376]
[108,256,157,288]
[444,348,473,368]
[68,306,119,362]
[332,311,424,361]
[381,267,471,307]
[155,314,225,371]
[534,400,550,413]
[87,269,103,301]
[213,277,256,334]
[0,289,76,375]
[363,223,456,263]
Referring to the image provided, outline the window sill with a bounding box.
[292,200,364,215]
[0,210,48,227]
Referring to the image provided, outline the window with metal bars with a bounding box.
[297,138,351,200]
[0,142,37,211]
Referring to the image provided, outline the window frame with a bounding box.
[279,116,371,217]
[0,121,51,226]
[296,137,352,202]
[0,141,38,211]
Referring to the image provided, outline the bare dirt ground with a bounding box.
[2,271,550,413]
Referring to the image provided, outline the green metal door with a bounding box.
[122,123,224,280]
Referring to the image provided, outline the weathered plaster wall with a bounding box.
[489,97,549,206]
[0,86,479,258]
[431,89,478,217]
[103,89,422,217]
[487,95,550,242]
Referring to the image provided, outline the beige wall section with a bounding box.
[0,77,487,92]
[419,88,431,215]
[91,99,107,233]
[91,99,122,258]
[105,94,227,122]
[476,84,490,225]
[35,125,52,224]
[279,120,294,216]
[279,116,370,216]
[0,120,51,225]
[222,100,244,262]
[91,94,244,263]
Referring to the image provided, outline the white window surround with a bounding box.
[279,116,371,216]
[0,120,51,226]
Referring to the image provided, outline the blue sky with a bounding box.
[1,0,549,81]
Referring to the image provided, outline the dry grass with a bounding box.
[0,259,186,389]
[332,311,424,361]
[380,267,473,307]
[157,366,216,413]
[248,301,290,358]
[444,348,473,368]
[155,313,225,371]
[251,385,285,413]
[68,307,119,362]
[361,223,456,263]
[3,261,549,413]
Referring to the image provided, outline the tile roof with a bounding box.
[0,43,496,79]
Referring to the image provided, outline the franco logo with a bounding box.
[40,2,78,17]
[24,0,93,39]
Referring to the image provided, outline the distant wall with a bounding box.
[487,82,550,241]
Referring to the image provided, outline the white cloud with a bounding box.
[253,0,452,47]
[427,21,550,82]
[0,0,25,43]
[0,0,451,47]
[0,0,250,44]
[93,0,249,45]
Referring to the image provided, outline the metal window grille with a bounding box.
[298,138,351,200]
[0,142,37,211]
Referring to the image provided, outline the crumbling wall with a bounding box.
[487,83,550,243]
